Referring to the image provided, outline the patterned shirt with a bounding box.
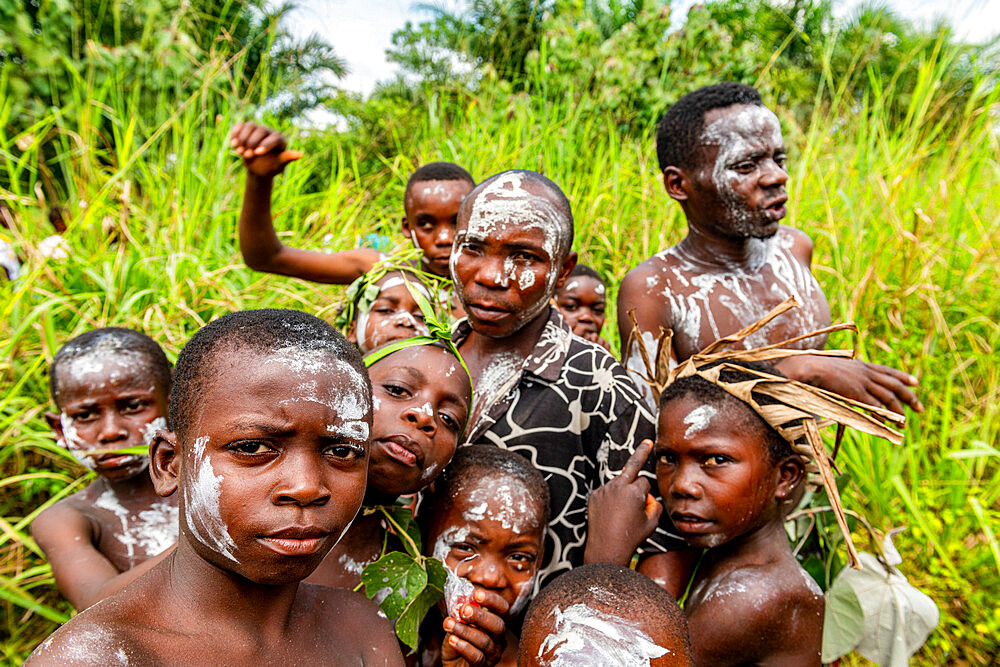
[454,308,683,587]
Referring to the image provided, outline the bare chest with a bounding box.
[86,491,178,571]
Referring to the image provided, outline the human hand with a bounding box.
[584,440,662,566]
[229,122,302,179]
[441,588,509,667]
[776,355,922,416]
[580,331,612,352]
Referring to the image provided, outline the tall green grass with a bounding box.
[1,32,998,665]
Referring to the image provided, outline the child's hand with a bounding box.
[584,439,662,566]
[441,588,509,667]
[581,331,612,352]
[777,355,922,416]
[229,122,302,178]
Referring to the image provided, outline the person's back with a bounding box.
[27,310,401,666]
[618,82,920,416]
[31,328,177,610]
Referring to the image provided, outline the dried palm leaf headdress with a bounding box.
[627,297,905,569]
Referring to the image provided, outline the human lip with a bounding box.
[259,527,331,556]
[95,453,144,470]
[761,196,788,220]
[467,302,511,323]
[670,512,715,533]
[376,435,423,468]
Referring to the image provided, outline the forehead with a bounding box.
[56,351,160,400]
[460,173,567,258]
[407,179,471,209]
[372,273,428,302]
[659,395,767,452]
[370,345,468,392]
[699,104,783,149]
[559,275,605,297]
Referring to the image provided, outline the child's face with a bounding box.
[451,174,574,338]
[48,356,167,481]
[685,104,788,240]
[428,475,545,620]
[555,275,606,337]
[349,272,430,353]
[403,179,473,277]
[655,396,781,549]
[367,345,471,496]
[176,348,371,584]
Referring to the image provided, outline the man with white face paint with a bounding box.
[450,170,683,589]
[618,82,922,417]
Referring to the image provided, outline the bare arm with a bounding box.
[31,503,171,610]
[616,264,675,367]
[232,122,384,285]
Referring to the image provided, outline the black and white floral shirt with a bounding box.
[454,308,683,587]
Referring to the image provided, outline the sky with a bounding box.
[277,0,999,96]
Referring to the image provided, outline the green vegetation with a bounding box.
[1,0,997,663]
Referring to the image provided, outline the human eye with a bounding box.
[775,154,788,169]
[325,442,365,461]
[732,159,756,173]
[508,553,537,571]
[71,408,98,422]
[459,240,482,255]
[121,398,150,414]
[512,250,541,262]
[658,451,677,466]
[229,440,276,456]
[450,542,475,557]
[559,300,578,311]
[593,304,606,315]
[382,382,411,399]
[703,454,731,467]
[439,411,460,432]
[416,218,434,230]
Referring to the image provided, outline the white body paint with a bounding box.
[338,551,378,576]
[683,405,718,439]
[93,489,177,568]
[184,436,239,563]
[538,603,668,665]
[471,352,521,426]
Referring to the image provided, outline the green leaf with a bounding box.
[361,551,428,622]
[822,574,865,662]
[393,557,446,651]
[381,503,423,555]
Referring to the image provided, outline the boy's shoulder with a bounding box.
[26,593,150,665]
[31,483,105,540]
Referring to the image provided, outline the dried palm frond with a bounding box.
[631,296,905,569]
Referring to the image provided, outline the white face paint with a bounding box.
[433,526,477,616]
[59,337,147,397]
[184,436,239,563]
[462,478,536,534]
[354,276,432,353]
[141,417,167,447]
[538,604,669,666]
[683,405,718,439]
[59,412,96,469]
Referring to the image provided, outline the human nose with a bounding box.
[97,410,128,443]
[670,462,702,499]
[272,450,331,507]
[435,224,454,247]
[759,158,787,188]
[576,308,596,324]
[476,255,509,289]
[459,553,507,590]
[402,402,436,436]
[391,311,418,331]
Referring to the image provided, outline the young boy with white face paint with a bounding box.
[230,122,474,284]
[32,328,178,611]
[450,169,683,591]
[617,82,922,416]
[28,310,402,666]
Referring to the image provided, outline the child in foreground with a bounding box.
[28,309,402,665]
[420,445,550,667]
[553,263,609,350]
[230,121,474,283]
[518,563,693,666]
[31,328,177,610]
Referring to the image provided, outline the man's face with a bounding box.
[451,174,573,338]
[178,348,371,585]
[687,104,789,240]
[403,179,473,277]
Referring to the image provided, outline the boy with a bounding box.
[450,170,681,588]
[421,445,551,666]
[518,563,693,666]
[28,310,402,665]
[230,121,474,283]
[553,263,609,349]
[617,82,921,415]
[31,328,177,610]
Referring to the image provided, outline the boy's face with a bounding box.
[173,348,371,585]
[555,275,606,337]
[48,356,167,481]
[349,273,430,353]
[403,179,473,277]
[368,345,471,497]
[655,396,782,549]
[428,475,545,621]
[451,175,576,339]
[680,104,788,240]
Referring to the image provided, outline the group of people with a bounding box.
[27,82,920,666]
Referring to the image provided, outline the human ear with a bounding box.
[401,214,412,237]
[346,320,358,345]
[663,167,689,202]
[775,456,805,501]
[150,430,180,498]
[552,251,578,290]
[45,411,65,445]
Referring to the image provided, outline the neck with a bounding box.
[101,466,158,498]
[705,518,789,570]
[162,537,301,635]
[680,222,770,270]
[465,305,551,361]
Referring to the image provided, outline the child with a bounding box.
[617,82,921,415]
[27,309,402,665]
[342,268,434,353]
[589,360,825,665]
[230,121,474,283]
[31,327,177,610]
[421,445,550,667]
[450,169,682,588]
[553,263,609,349]
[518,563,693,666]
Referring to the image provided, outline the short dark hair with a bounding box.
[656,82,763,172]
[50,327,171,405]
[422,445,550,530]
[521,563,692,663]
[169,309,369,440]
[658,360,795,463]
[460,169,575,260]
[567,263,604,286]
[404,162,475,204]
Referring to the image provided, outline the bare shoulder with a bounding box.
[778,225,815,266]
[26,598,148,666]
[296,584,402,663]
[618,250,683,324]
[30,492,96,543]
